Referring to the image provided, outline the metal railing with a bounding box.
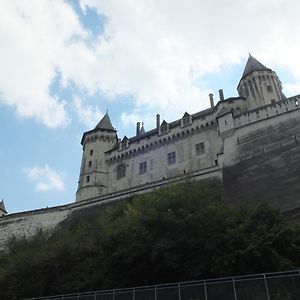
[25,269,300,300]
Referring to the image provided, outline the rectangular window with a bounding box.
[86,175,90,183]
[195,142,205,156]
[139,161,147,174]
[167,151,176,165]
[90,149,93,156]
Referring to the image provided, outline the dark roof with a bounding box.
[95,113,115,131]
[105,96,246,151]
[241,54,270,79]
[0,200,7,213]
[81,113,117,145]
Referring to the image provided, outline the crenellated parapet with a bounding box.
[234,96,300,128]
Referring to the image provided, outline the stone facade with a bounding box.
[1,54,300,249]
[76,54,300,204]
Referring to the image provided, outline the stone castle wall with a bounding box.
[1,96,300,250]
[0,205,71,250]
[0,168,221,250]
[223,107,300,211]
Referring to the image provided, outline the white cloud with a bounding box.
[1,0,300,129]
[0,1,84,128]
[73,96,103,128]
[24,164,65,192]
[75,0,300,118]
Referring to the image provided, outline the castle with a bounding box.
[76,54,300,206]
[1,54,300,249]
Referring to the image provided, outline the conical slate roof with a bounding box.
[95,113,115,131]
[242,54,270,79]
[0,200,7,213]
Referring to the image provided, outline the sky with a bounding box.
[1,0,300,213]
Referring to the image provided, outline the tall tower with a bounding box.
[237,54,285,110]
[76,113,118,202]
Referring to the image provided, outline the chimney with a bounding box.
[136,122,140,136]
[209,93,214,107]
[219,89,224,101]
[156,114,160,129]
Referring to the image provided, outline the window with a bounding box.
[182,117,190,126]
[167,151,176,165]
[139,161,147,174]
[160,121,169,135]
[117,164,126,179]
[88,161,92,168]
[86,175,90,183]
[267,85,273,92]
[90,149,93,156]
[195,142,205,156]
[122,138,128,150]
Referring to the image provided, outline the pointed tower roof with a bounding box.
[241,54,270,79]
[95,113,115,131]
[0,200,7,214]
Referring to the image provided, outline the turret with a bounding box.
[0,200,7,217]
[237,54,285,110]
[76,113,118,202]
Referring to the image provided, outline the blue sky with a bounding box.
[0,0,300,213]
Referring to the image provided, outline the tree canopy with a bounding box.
[0,180,300,299]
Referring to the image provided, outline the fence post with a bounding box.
[178,283,181,300]
[113,289,115,300]
[155,285,157,300]
[232,278,238,300]
[263,274,271,300]
[133,288,135,300]
[204,281,208,300]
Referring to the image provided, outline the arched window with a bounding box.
[117,164,126,179]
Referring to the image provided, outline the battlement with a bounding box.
[234,96,300,128]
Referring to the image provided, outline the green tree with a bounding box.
[0,180,300,299]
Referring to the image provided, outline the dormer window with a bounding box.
[160,121,169,135]
[122,137,129,150]
[181,112,192,127]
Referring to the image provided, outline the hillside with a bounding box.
[0,180,300,299]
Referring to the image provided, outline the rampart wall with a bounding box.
[0,166,221,250]
[223,106,300,212]
[2,97,300,250]
[0,206,71,250]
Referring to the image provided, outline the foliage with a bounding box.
[0,180,300,299]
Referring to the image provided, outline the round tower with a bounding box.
[237,54,285,110]
[76,113,118,202]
